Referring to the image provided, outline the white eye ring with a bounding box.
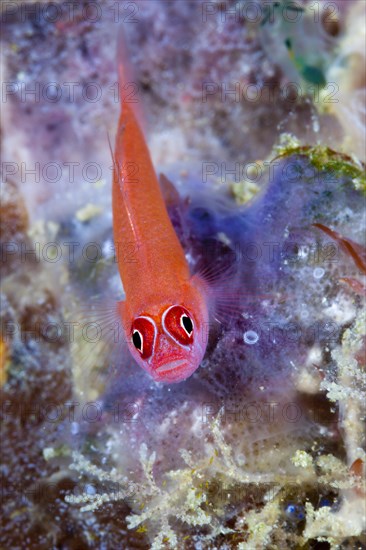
[161,305,193,349]
[132,315,157,362]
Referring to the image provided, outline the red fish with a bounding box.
[111,41,209,383]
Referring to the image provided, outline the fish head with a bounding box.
[127,278,209,383]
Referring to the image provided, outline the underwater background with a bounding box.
[1,0,365,548]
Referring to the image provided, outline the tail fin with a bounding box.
[116,24,146,133]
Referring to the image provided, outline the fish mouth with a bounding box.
[155,359,186,375]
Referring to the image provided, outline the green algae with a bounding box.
[273,139,366,193]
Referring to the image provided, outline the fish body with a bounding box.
[112,95,209,383]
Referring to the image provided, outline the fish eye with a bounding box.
[181,313,193,336]
[131,316,156,360]
[132,329,143,352]
[162,305,194,347]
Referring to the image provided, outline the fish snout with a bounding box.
[152,357,196,383]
